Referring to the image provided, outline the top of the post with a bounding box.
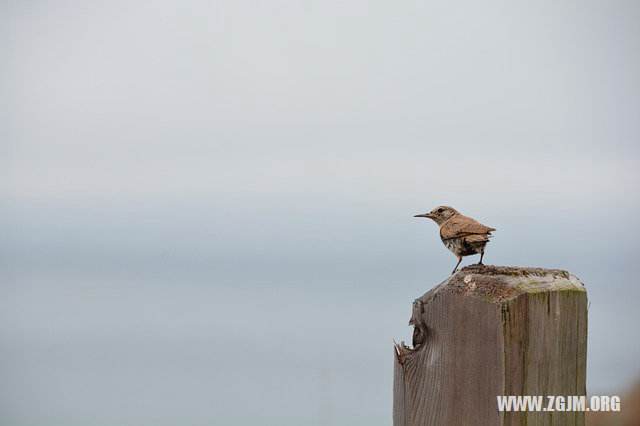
[417,265,585,305]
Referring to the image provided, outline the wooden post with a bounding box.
[394,265,587,426]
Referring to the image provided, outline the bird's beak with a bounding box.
[413,213,433,219]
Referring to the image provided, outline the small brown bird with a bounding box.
[414,206,495,274]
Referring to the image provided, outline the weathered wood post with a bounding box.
[394,265,587,426]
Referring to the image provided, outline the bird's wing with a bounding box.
[464,234,491,243]
[440,215,496,240]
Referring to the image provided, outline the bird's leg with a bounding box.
[452,256,462,275]
[478,250,485,265]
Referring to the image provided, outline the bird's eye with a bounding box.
[437,208,444,213]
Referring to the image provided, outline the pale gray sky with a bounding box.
[3,1,640,425]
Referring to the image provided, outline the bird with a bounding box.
[414,206,495,275]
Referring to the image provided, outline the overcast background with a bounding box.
[3,1,640,425]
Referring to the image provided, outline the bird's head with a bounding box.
[414,206,459,225]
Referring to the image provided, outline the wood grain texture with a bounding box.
[394,265,587,426]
